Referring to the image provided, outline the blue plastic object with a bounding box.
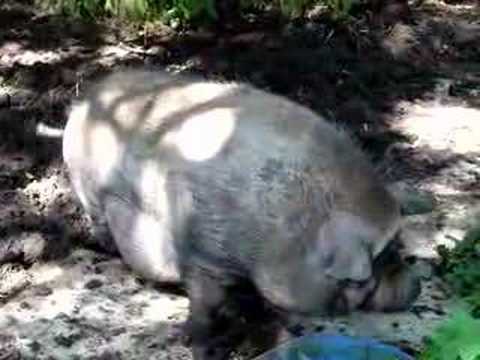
[254,333,414,360]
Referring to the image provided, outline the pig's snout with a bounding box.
[331,278,377,314]
[332,264,421,314]
[361,266,421,312]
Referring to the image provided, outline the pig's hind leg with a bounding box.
[67,172,118,255]
[87,214,119,255]
[103,196,181,284]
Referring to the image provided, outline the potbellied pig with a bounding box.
[62,69,420,360]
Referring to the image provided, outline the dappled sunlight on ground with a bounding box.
[0,248,189,358]
[385,100,480,259]
[394,102,480,154]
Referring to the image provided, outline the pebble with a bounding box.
[84,279,103,290]
[33,285,53,297]
[19,301,31,309]
[53,334,75,348]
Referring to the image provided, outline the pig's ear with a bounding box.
[315,212,374,282]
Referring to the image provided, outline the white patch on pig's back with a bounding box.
[163,108,237,162]
[88,122,123,183]
[63,101,124,210]
[98,88,123,109]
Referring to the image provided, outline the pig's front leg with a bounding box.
[185,268,240,360]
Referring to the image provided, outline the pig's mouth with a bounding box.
[329,234,421,314]
[332,265,422,314]
[327,278,378,315]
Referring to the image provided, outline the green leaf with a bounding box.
[420,310,480,360]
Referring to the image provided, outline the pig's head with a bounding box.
[259,182,421,318]
[309,182,421,315]
[325,232,421,314]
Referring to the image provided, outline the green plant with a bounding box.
[103,0,149,19]
[420,310,480,360]
[438,224,480,316]
[36,0,218,22]
[324,0,354,20]
[35,0,356,24]
[277,0,313,17]
[162,0,217,24]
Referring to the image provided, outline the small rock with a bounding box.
[93,351,122,360]
[33,285,53,297]
[0,264,31,302]
[53,333,78,348]
[85,278,103,289]
[145,45,167,60]
[111,327,126,336]
[21,232,47,263]
[29,340,41,352]
[19,301,31,309]
[165,333,178,345]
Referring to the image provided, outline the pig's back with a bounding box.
[63,69,332,203]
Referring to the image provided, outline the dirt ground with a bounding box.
[0,0,479,359]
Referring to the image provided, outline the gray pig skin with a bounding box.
[62,69,420,360]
